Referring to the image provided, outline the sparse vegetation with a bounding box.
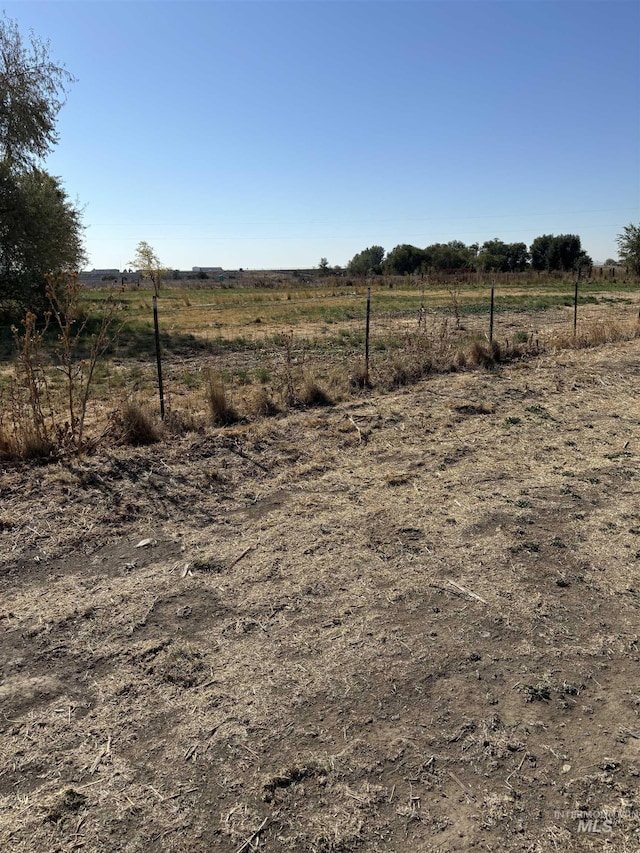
[2,337,639,851]
[117,399,162,445]
[1,272,638,456]
[206,371,239,426]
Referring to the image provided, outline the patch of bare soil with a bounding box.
[1,340,640,852]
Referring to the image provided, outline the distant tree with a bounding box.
[425,241,474,271]
[347,245,385,276]
[530,234,591,272]
[318,257,330,275]
[616,223,640,274]
[477,239,529,273]
[384,244,428,275]
[603,258,618,267]
[0,13,75,168]
[130,241,168,296]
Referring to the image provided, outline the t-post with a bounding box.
[489,279,495,343]
[152,287,165,419]
[365,287,371,385]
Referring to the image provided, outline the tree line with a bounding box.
[345,235,597,277]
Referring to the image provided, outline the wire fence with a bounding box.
[127,277,640,398]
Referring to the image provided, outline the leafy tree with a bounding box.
[425,241,474,271]
[616,223,640,274]
[384,244,428,275]
[0,161,85,313]
[347,245,385,276]
[0,13,74,168]
[318,257,329,274]
[477,239,529,273]
[0,15,83,315]
[530,234,591,272]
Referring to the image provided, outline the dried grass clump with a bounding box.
[0,411,55,462]
[383,352,432,389]
[454,347,467,368]
[0,425,14,461]
[469,340,496,368]
[246,386,280,418]
[206,372,239,426]
[164,406,202,435]
[551,318,640,351]
[298,376,334,407]
[119,400,162,445]
[349,364,373,391]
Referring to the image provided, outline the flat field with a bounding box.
[1,276,640,851]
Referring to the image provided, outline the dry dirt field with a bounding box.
[1,338,640,852]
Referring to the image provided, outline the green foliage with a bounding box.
[477,239,529,272]
[616,223,640,274]
[530,234,591,272]
[347,245,385,276]
[0,13,74,168]
[424,241,475,271]
[0,15,84,317]
[0,162,85,314]
[384,244,428,275]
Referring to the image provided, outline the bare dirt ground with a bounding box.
[1,339,640,852]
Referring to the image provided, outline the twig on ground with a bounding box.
[448,770,476,801]
[447,579,487,604]
[505,751,528,788]
[348,416,362,442]
[235,813,273,853]
[225,441,270,472]
[228,545,256,569]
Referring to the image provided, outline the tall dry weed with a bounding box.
[3,272,121,459]
[118,400,162,445]
[206,371,239,426]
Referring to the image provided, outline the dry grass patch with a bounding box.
[206,370,239,425]
[117,400,162,445]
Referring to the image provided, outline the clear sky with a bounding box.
[4,0,639,270]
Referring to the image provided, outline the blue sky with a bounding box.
[4,0,639,269]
